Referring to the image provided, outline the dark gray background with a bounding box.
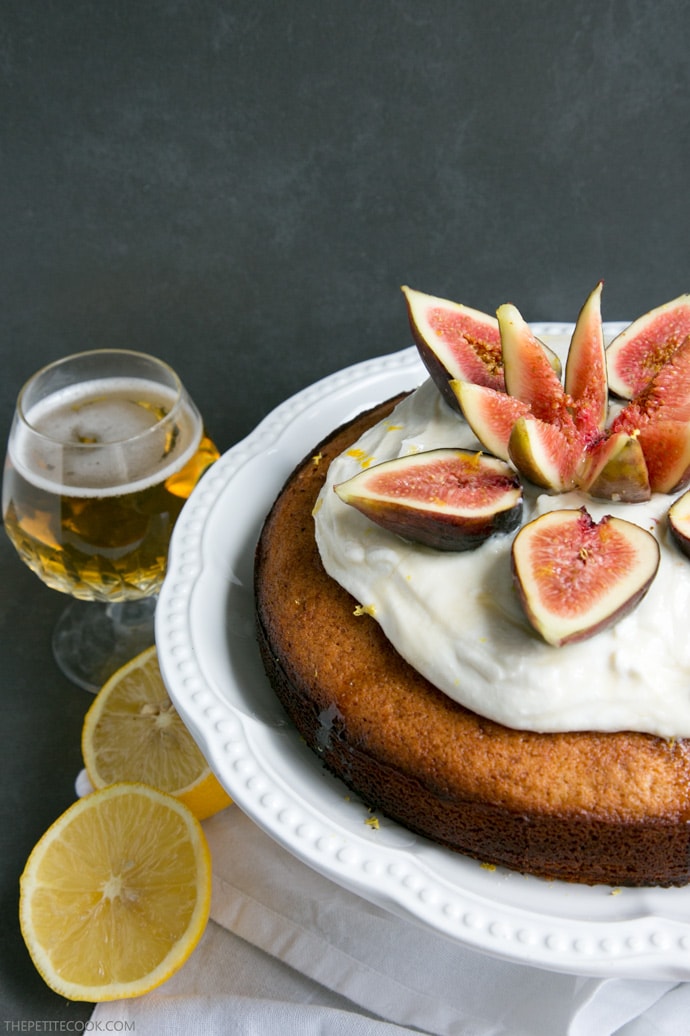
[2,0,689,1020]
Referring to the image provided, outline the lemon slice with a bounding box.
[19,783,211,1001]
[82,646,231,821]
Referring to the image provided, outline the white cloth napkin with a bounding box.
[82,791,690,1036]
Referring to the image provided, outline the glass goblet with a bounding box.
[2,349,219,691]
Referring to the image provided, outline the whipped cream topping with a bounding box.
[314,350,690,737]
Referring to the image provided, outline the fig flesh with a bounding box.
[668,488,690,558]
[402,286,561,412]
[334,448,523,551]
[511,507,660,647]
[606,294,690,399]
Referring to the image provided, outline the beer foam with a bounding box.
[10,377,203,496]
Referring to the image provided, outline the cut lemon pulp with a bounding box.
[82,645,232,820]
[19,783,211,1001]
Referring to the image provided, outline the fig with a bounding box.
[401,286,561,412]
[498,303,577,431]
[610,336,690,493]
[334,448,523,551]
[508,416,580,492]
[449,380,531,461]
[668,488,690,558]
[606,294,690,399]
[612,335,690,427]
[511,507,660,647]
[634,420,690,495]
[578,432,651,503]
[564,281,607,439]
[401,287,503,411]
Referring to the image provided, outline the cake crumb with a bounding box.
[354,603,376,617]
[365,814,380,830]
[312,452,323,466]
[480,862,496,872]
[609,887,622,896]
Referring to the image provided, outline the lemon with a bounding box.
[19,783,211,1001]
[82,646,232,821]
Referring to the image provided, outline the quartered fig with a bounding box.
[508,416,580,492]
[668,488,690,558]
[611,336,690,493]
[564,281,607,439]
[633,420,690,495]
[578,432,651,503]
[402,286,505,410]
[497,303,569,420]
[402,286,561,412]
[511,507,660,647]
[334,448,523,551]
[449,380,531,461]
[606,294,690,399]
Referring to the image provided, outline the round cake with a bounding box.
[254,394,690,888]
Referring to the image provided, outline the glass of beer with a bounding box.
[2,350,219,691]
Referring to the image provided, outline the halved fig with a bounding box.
[668,488,690,558]
[578,432,651,502]
[449,380,531,461]
[511,507,660,646]
[564,281,607,439]
[402,286,561,412]
[334,448,523,551]
[508,415,581,492]
[606,294,690,399]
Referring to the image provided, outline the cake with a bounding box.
[254,287,690,887]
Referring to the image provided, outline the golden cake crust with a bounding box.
[254,396,690,886]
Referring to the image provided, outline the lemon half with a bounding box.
[82,646,231,820]
[19,783,211,1001]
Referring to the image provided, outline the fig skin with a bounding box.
[511,507,660,647]
[669,488,690,558]
[606,294,690,399]
[334,448,523,552]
